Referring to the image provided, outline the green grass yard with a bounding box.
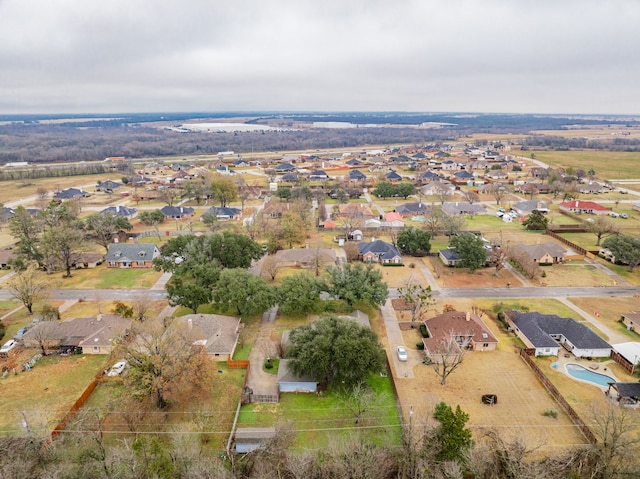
[236,374,402,450]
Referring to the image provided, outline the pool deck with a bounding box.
[551,354,618,389]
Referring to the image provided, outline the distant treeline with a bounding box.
[2,112,640,165]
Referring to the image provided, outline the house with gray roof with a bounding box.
[511,241,566,264]
[308,170,329,181]
[358,239,402,264]
[439,248,461,266]
[178,314,241,360]
[21,314,131,355]
[511,200,549,217]
[101,205,138,219]
[396,201,431,217]
[53,187,90,201]
[442,202,487,216]
[106,243,160,268]
[98,180,123,190]
[349,169,367,181]
[504,311,612,358]
[160,205,194,219]
[277,359,318,392]
[234,427,277,454]
[203,206,242,221]
[385,170,403,182]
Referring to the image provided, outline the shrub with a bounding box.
[112,301,134,318]
[543,408,558,419]
[419,324,429,338]
[416,342,425,350]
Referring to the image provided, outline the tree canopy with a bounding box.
[213,268,276,317]
[286,315,386,388]
[449,234,487,273]
[210,174,239,207]
[84,211,133,253]
[325,262,388,307]
[603,234,640,272]
[432,402,474,462]
[277,272,327,315]
[522,210,549,231]
[396,227,431,256]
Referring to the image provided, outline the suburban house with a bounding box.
[281,173,299,183]
[621,312,640,332]
[357,239,402,264]
[160,205,195,220]
[273,248,338,269]
[336,203,375,220]
[383,212,405,228]
[21,314,131,355]
[422,181,455,196]
[579,182,605,194]
[274,163,296,172]
[504,311,612,358]
[262,202,291,219]
[178,314,241,360]
[0,249,16,269]
[442,202,487,216]
[277,359,318,393]
[203,206,242,221]
[101,205,138,219]
[451,170,474,182]
[422,311,498,359]
[511,200,550,217]
[559,200,611,216]
[348,169,367,182]
[106,243,160,268]
[396,202,431,217]
[98,180,122,191]
[72,253,104,269]
[308,170,329,181]
[385,170,403,182]
[53,188,90,201]
[511,242,567,264]
[439,248,461,266]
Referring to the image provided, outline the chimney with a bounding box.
[466,312,470,322]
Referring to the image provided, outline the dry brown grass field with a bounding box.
[389,304,589,452]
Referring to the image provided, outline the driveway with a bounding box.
[245,306,279,397]
[380,299,416,378]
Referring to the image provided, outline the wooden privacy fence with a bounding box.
[227,359,250,369]
[48,372,105,444]
[519,349,597,445]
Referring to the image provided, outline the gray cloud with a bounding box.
[0,0,638,114]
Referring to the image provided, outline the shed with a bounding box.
[277,359,318,393]
[234,427,276,454]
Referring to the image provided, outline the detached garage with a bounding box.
[277,359,318,393]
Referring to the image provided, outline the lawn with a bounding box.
[52,265,163,289]
[236,374,402,450]
[0,354,107,436]
[537,263,616,287]
[81,361,247,452]
[568,296,640,342]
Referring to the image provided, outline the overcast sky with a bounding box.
[1,0,638,115]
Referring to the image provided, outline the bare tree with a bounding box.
[158,187,181,206]
[508,246,541,280]
[5,264,52,314]
[36,187,49,209]
[426,332,468,386]
[587,215,619,246]
[340,382,382,424]
[397,279,435,328]
[487,182,509,205]
[433,184,453,205]
[461,190,480,205]
[262,254,280,281]
[520,183,539,200]
[131,294,153,321]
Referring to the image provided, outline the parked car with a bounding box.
[0,339,18,354]
[13,327,29,340]
[107,360,128,377]
[397,346,408,362]
[620,213,628,219]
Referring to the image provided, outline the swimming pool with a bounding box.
[565,363,615,388]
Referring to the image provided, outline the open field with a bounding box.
[530,150,640,180]
[537,263,616,287]
[236,373,402,450]
[568,296,640,342]
[0,354,107,436]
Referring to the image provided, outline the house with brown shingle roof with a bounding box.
[178,314,241,360]
[336,203,375,219]
[273,248,338,269]
[21,314,131,355]
[422,311,498,359]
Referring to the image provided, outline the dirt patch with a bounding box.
[425,257,523,288]
[392,315,588,451]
